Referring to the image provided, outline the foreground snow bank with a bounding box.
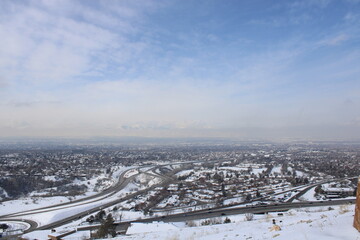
[126,222,178,234]
[106,205,359,240]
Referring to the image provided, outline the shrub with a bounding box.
[245,213,254,221]
[339,205,349,214]
[201,218,222,226]
[186,220,197,227]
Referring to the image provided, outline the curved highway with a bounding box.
[0,163,185,235]
[0,167,143,219]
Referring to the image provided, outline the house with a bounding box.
[20,229,90,240]
[48,229,76,240]
[323,187,355,198]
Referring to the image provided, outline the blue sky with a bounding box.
[0,0,360,140]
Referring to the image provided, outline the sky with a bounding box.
[0,0,360,140]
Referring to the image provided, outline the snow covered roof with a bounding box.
[21,230,51,240]
[324,187,354,193]
[62,230,90,240]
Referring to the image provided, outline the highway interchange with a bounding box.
[0,163,182,234]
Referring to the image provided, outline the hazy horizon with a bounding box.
[1,0,360,140]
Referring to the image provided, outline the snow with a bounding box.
[103,205,359,240]
[271,165,282,175]
[2,173,122,217]
[147,177,162,187]
[0,196,74,216]
[296,186,356,202]
[218,166,267,176]
[112,166,135,179]
[123,169,139,178]
[298,187,319,201]
[218,166,246,171]
[126,222,178,234]
[223,196,244,205]
[63,230,91,240]
[252,167,267,175]
[157,195,179,208]
[21,230,51,240]
[170,164,182,169]
[0,220,30,232]
[1,172,162,227]
[21,229,91,240]
[295,170,306,177]
[0,187,8,200]
[324,187,354,192]
[43,175,57,181]
[287,167,307,177]
[0,166,144,218]
[121,182,140,193]
[134,173,155,185]
[176,170,194,177]
[15,187,144,226]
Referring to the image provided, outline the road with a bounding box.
[0,219,38,240]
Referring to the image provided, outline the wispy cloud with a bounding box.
[320,33,349,46]
[0,76,8,89]
[289,0,332,9]
[0,0,157,85]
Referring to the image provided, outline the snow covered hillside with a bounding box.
[106,205,359,240]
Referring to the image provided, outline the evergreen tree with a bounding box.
[221,183,227,197]
[96,213,116,238]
